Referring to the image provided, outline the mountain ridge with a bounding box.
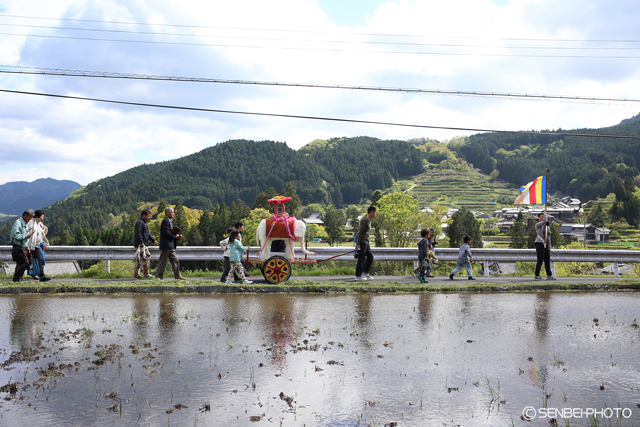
[0,178,82,215]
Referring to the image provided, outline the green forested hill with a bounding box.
[453,113,640,200]
[1,138,423,240]
[3,113,640,245]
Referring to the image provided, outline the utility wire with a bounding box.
[2,13,640,44]
[1,65,639,104]
[2,31,640,58]
[1,87,639,139]
[1,22,639,51]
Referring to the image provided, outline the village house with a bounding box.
[493,197,583,232]
[558,223,611,243]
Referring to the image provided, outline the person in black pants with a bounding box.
[534,208,553,280]
[355,206,377,281]
[10,210,35,282]
[133,209,158,278]
[155,207,185,280]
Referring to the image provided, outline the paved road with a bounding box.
[9,274,634,285]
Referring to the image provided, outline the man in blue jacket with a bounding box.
[155,207,185,280]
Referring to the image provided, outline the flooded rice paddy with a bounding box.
[0,291,639,426]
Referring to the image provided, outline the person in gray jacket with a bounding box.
[449,235,475,280]
[534,207,554,280]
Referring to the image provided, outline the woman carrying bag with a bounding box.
[27,209,51,282]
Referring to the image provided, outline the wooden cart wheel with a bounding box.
[262,256,292,284]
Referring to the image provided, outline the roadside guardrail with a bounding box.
[1,246,637,277]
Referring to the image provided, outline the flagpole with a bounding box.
[544,168,549,247]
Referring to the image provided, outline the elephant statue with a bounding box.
[256,218,314,261]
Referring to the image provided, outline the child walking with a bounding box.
[220,228,239,283]
[225,229,253,285]
[449,235,475,280]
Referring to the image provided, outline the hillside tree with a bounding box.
[447,208,482,248]
[154,201,168,220]
[586,202,607,228]
[252,187,278,211]
[323,205,345,246]
[281,182,302,218]
[198,210,215,245]
[211,203,230,244]
[376,192,421,247]
[241,208,272,247]
[509,211,527,248]
[185,224,203,246]
[230,199,251,223]
[345,205,360,231]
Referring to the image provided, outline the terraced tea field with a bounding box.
[407,168,520,212]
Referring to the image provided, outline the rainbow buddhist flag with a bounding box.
[514,175,546,205]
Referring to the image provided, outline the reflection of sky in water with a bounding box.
[0,292,638,426]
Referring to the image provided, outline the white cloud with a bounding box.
[1,0,639,185]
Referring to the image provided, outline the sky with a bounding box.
[1,0,640,186]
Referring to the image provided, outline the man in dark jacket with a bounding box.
[155,207,185,280]
[355,206,376,281]
[134,209,158,278]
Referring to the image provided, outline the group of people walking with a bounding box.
[10,209,51,282]
[134,206,188,281]
[10,205,555,283]
[133,208,253,283]
[133,204,556,283]
[419,207,554,282]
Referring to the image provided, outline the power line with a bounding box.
[2,87,639,139]
[2,65,639,104]
[2,13,640,44]
[2,31,640,59]
[2,22,640,51]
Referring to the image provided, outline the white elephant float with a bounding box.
[256,217,314,261]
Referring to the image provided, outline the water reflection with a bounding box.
[9,295,43,351]
[158,295,178,331]
[526,293,551,389]
[417,293,434,326]
[131,294,150,328]
[353,293,374,349]
[260,296,297,368]
[0,292,638,426]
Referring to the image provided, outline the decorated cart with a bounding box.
[248,195,355,284]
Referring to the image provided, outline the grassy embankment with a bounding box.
[1,277,639,294]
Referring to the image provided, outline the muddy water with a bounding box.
[0,292,639,426]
